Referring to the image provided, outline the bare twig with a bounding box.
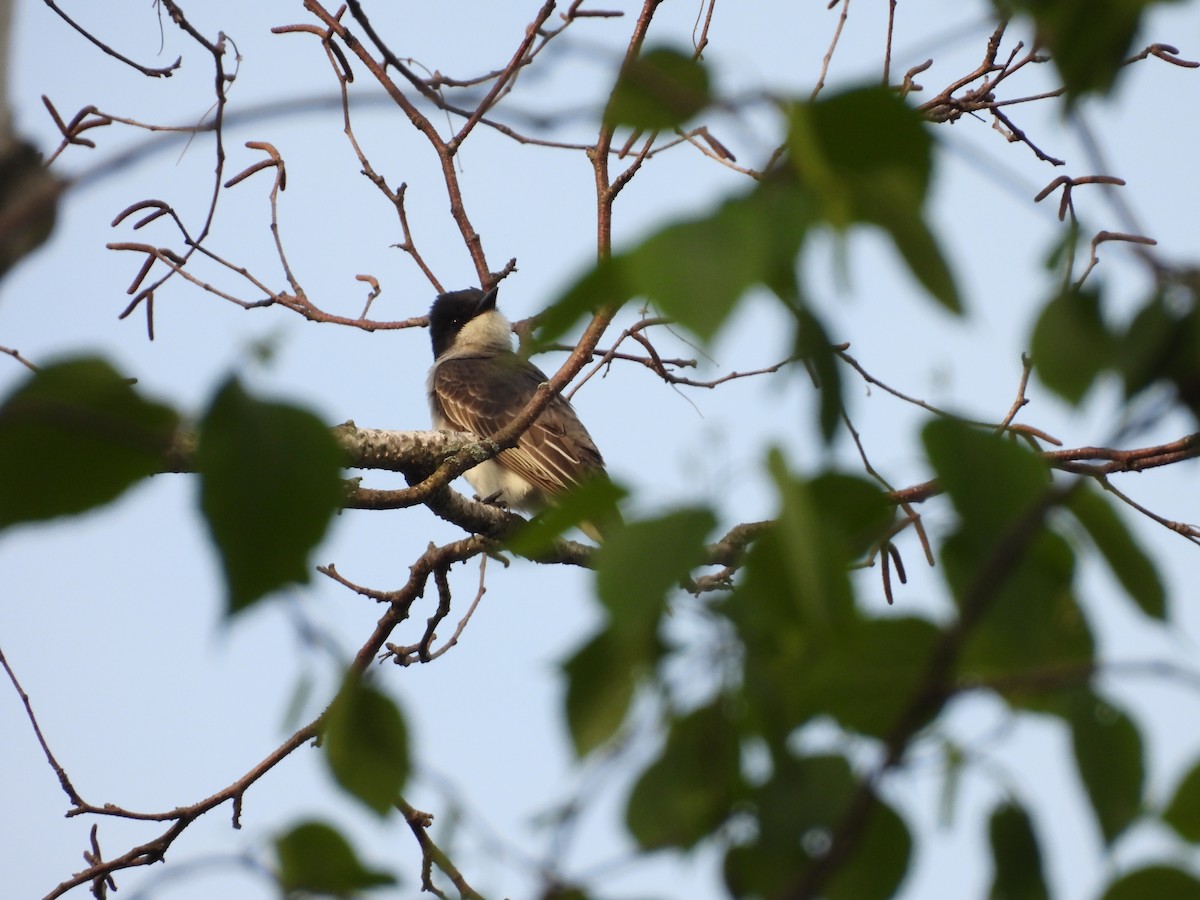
[812,0,851,100]
[41,0,181,78]
[397,798,485,900]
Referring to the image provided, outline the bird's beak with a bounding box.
[475,286,499,314]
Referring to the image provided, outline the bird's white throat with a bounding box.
[450,309,514,356]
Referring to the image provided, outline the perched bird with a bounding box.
[427,286,614,539]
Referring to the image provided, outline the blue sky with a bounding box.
[3,2,1200,898]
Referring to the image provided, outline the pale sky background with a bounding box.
[3,2,1200,899]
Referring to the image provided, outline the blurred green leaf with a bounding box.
[275,819,396,896]
[800,615,941,739]
[536,174,812,347]
[1031,286,1118,403]
[1163,758,1200,842]
[562,627,641,757]
[626,700,741,849]
[1042,220,1081,273]
[724,754,855,898]
[505,475,627,556]
[723,754,910,900]
[196,377,345,615]
[594,507,715,631]
[323,674,409,816]
[605,46,711,130]
[623,197,777,341]
[534,256,629,349]
[0,357,178,529]
[726,465,893,745]
[787,86,960,313]
[622,177,812,344]
[1099,865,1200,900]
[988,801,1048,900]
[794,304,843,442]
[875,206,961,317]
[1000,0,1163,101]
[1118,293,1200,413]
[927,420,1094,706]
[1067,486,1166,620]
[807,471,894,558]
[923,419,1050,537]
[763,454,860,633]
[564,507,713,757]
[948,530,1093,704]
[827,798,911,900]
[1119,293,1185,397]
[1068,693,1144,844]
[722,524,808,746]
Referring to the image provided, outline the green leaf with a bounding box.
[787,86,960,313]
[561,627,640,757]
[948,529,1095,717]
[807,471,894,558]
[1117,292,1200,414]
[726,466,893,745]
[626,700,741,849]
[1119,293,1187,397]
[505,475,627,556]
[605,46,711,130]
[1100,865,1200,900]
[923,419,1050,537]
[928,422,1095,708]
[196,377,345,615]
[534,256,629,349]
[1067,485,1166,620]
[1031,286,1118,403]
[724,754,856,898]
[0,357,178,528]
[827,798,912,900]
[594,507,715,632]
[723,525,809,746]
[794,304,843,442]
[275,819,396,896]
[1163,758,1200,842]
[799,615,942,739]
[622,178,812,343]
[323,674,409,816]
[723,754,911,900]
[565,507,713,757]
[536,174,812,348]
[1000,0,1162,102]
[988,801,1049,900]
[1068,693,1143,844]
[875,204,960,317]
[763,454,858,633]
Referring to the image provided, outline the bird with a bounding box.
[426,285,615,540]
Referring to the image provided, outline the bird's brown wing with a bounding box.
[432,355,605,495]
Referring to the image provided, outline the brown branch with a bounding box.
[387,556,492,665]
[0,345,40,372]
[0,645,86,809]
[306,1,494,285]
[105,3,234,339]
[449,1,558,151]
[41,0,181,78]
[397,798,485,900]
[45,722,319,897]
[42,529,496,895]
[812,0,851,100]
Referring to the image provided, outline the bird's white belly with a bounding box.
[429,370,541,512]
[463,458,540,512]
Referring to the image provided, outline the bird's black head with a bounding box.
[428,286,499,358]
